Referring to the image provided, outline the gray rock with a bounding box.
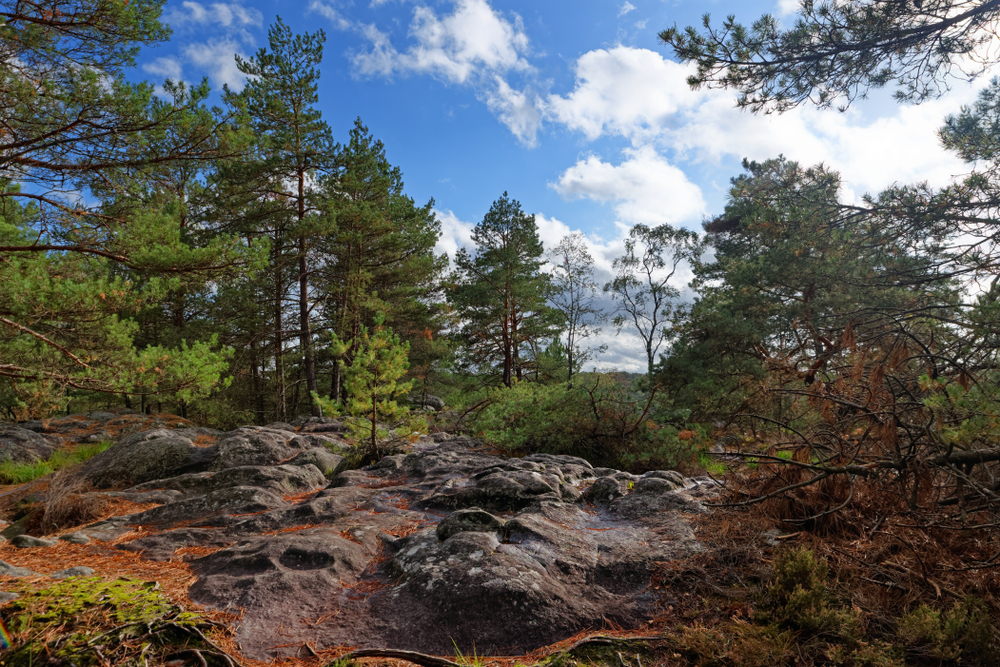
[127,464,325,498]
[409,394,446,411]
[19,420,47,433]
[73,431,212,489]
[263,422,297,433]
[209,429,298,470]
[87,411,117,422]
[51,566,95,578]
[10,535,58,548]
[56,434,706,661]
[435,507,505,541]
[0,424,59,463]
[0,591,19,602]
[121,486,289,526]
[585,476,627,503]
[58,532,91,544]
[288,433,349,452]
[0,559,39,577]
[81,429,112,444]
[286,448,343,477]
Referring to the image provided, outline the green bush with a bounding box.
[763,548,859,638]
[897,599,998,665]
[471,373,708,471]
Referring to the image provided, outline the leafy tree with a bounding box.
[605,224,704,377]
[547,233,606,384]
[220,17,338,418]
[0,1,245,413]
[659,0,1000,112]
[449,193,557,387]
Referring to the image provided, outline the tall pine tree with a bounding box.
[449,193,556,387]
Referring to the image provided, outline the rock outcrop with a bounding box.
[30,426,719,659]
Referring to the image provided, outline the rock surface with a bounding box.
[41,427,717,659]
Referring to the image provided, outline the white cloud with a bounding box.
[353,0,539,143]
[544,46,701,143]
[182,38,246,91]
[164,1,262,29]
[309,1,353,31]
[545,45,980,201]
[354,0,531,83]
[618,2,637,17]
[483,76,543,146]
[776,0,800,17]
[142,56,183,82]
[552,146,707,227]
[433,209,477,263]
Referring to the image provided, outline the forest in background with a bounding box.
[8,0,1000,525]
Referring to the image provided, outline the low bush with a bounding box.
[471,373,709,471]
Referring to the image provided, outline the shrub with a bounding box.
[763,547,859,638]
[897,598,998,665]
[471,373,709,471]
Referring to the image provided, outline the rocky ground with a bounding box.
[0,411,721,664]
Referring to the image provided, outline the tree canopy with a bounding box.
[660,0,1000,112]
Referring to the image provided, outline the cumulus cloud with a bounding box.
[433,209,477,264]
[544,46,700,143]
[552,146,707,227]
[354,0,531,83]
[352,0,539,143]
[143,56,184,82]
[544,45,979,201]
[776,0,800,17]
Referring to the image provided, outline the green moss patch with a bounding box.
[0,577,238,666]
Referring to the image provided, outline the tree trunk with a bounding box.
[274,238,287,422]
[298,166,320,417]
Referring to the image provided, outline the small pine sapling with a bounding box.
[336,314,422,460]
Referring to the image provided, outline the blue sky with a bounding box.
[135,0,991,370]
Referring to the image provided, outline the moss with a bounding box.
[1,577,223,666]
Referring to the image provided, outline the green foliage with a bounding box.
[0,577,220,667]
[897,599,998,665]
[316,316,425,460]
[449,192,558,388]
[472,374,708,470]
[675,623,796,667]
[0,442,112,485]
[660,0,1000,112]
[763,548,858,637]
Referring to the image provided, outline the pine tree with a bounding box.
[449,193,557,387]
[220,17,338,419]
[318,316,414,460]
[0,1,246,414]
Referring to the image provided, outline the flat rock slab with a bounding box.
[64,433,714,660]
